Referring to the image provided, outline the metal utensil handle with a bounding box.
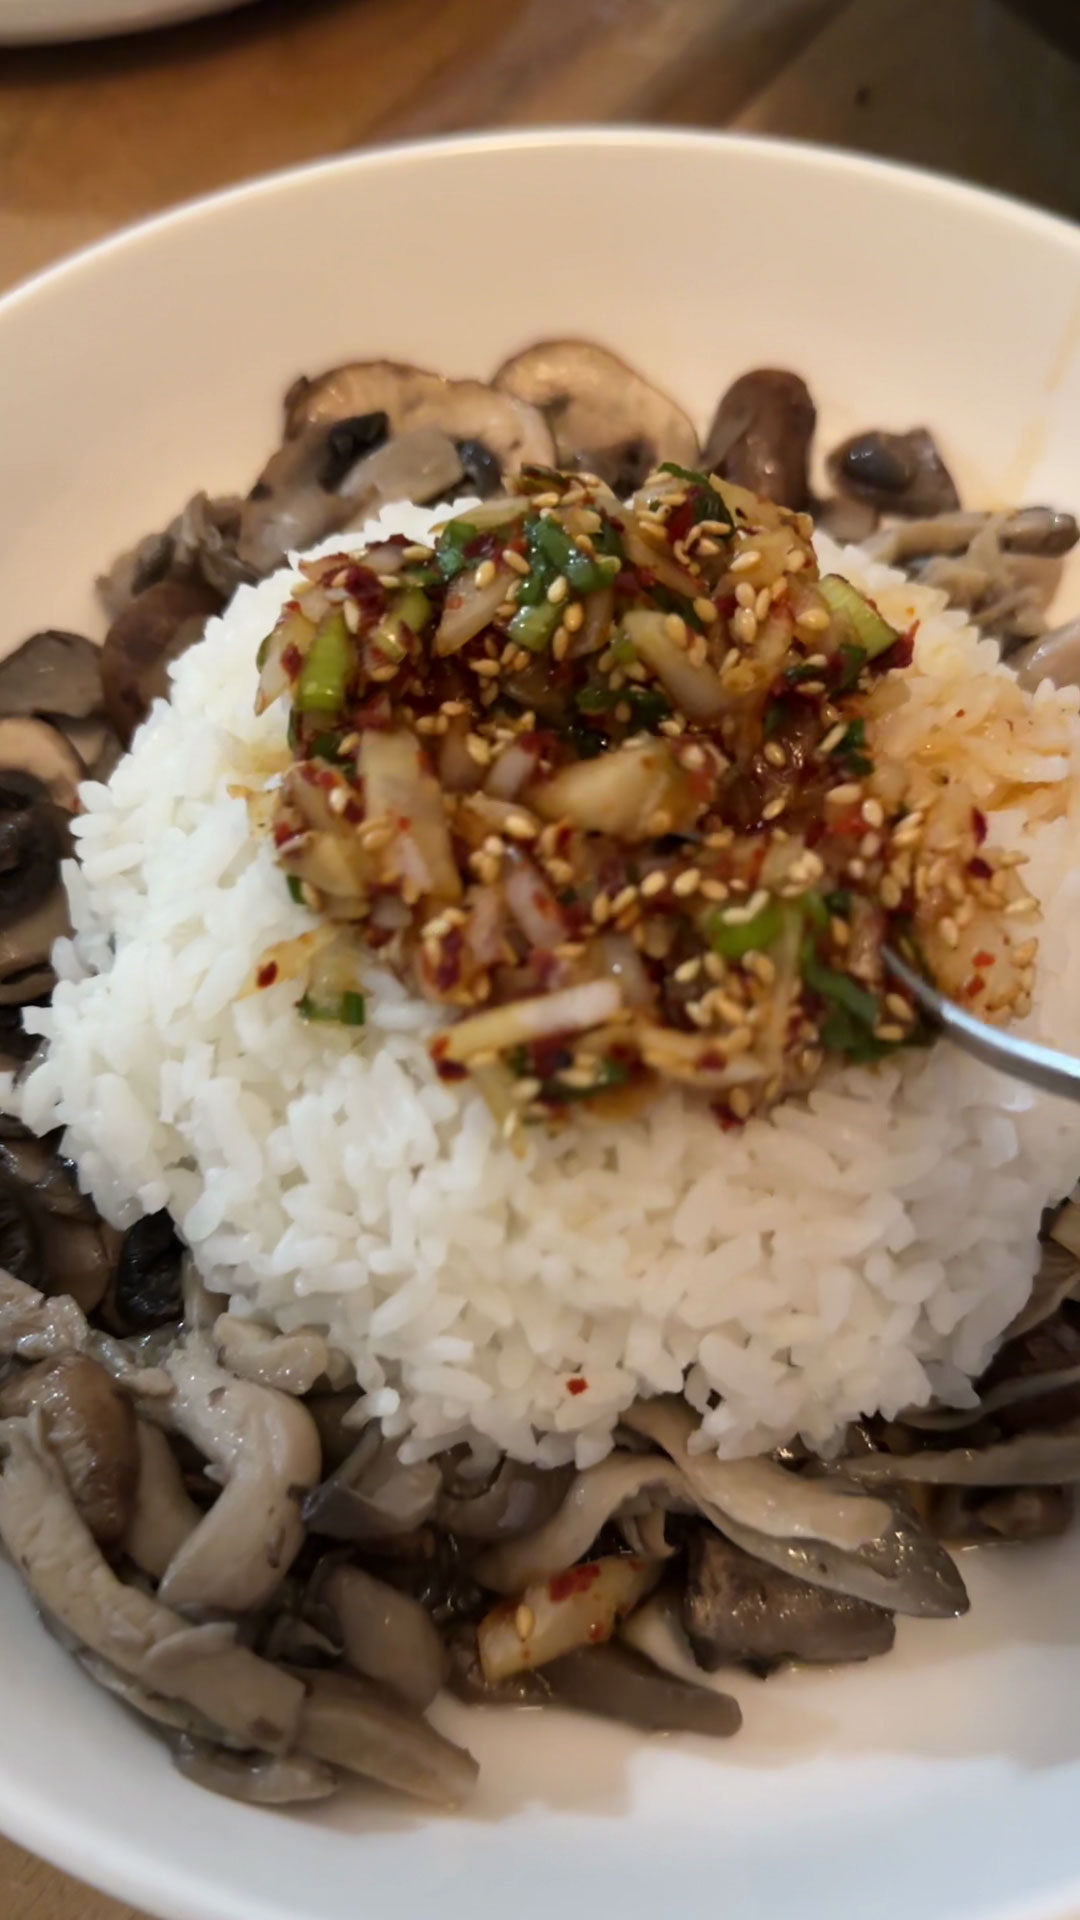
[883,946,1080,1104]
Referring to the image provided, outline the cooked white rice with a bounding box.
[13,505,1080,1468]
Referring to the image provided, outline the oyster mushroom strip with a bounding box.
[214,1313,330,1396]
[625,1400,968,1618]
[865,506,1080,566]
[171,1737,339,1806]
[681,1531,895,1672]
[303,1426,441,1542]
[124,1420,201,1580]
[449,1628,741,1738]
[703,369,816,510]
[143,1337,321,1613]
[0,1354,138,1546]
[0,1419,477,1806]
[0,1418,304,1750]
[0,1268,171,1395]
[493,338,698,491]
[477,1555,663,1683]
[841,1427,1080,1486]
[319,1564,449,1711]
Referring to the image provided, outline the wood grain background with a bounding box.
[0,0,1079,1913]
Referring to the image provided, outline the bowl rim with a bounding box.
[4,124,1080,1920]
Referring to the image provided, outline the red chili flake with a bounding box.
[877,623,917,672]
[272,821,297,848]
[966,975,986,998]
[615,568,640,595]
[973,949,995,969]
[256,962,278,989]
[549,1564,602,1603]
[955,710,966,719]
[281,643,304,678]
[433,1056,467,1082]
[971,807,988,845]
[343,799,365,824]
[587,1621,608,1643]
[664,496,699,548]
[968,856,993,880]
[433,927,465,994]
[566,1377,588,1396]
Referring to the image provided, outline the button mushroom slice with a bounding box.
[0,717,85,814]
[827,427,961,517]
[542,1642,743,1739]
[238,420,467,579]
[703,369,816,510]
[682,1531,895,1673]
[171,1735,340,1805]
[103,1211,185,1336]
[0,1418,304,1751]
[152,1338,322,1614]
[319,1564,449,1711]
[622,1397,893,1550]
[292,1668,478,1809]
[101,576,224,747]
[284,359,555,475]
[0,1123,97,1223]
[0,1354,138,1546]
[124,1421,201,1581]
[0,886,70,1007]
[493,339,698,491]
[0,630,104,723]
[213,1314,330,1397]
[57,715,123,783]
[474,1453,693,1594]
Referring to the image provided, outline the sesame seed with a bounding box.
[704,953,727,982]
[819,723,848,757]
[503,549,530,575]
[504,812,537,840]
[592,893,612,925]
[474,559,497,589]
[547,575,569,605]
[615,701,632,723]
[860,832,882,860]
[674,957,702,984]
[693,596,718,624]
[847,858,867,880]
[745,951,776,985]
[471,658,501,678]
[729,1087,752,1120]
[532,490,561,508]
[342,599,361,633]
[700,878,729,903]
[1004,895,1038,917]
[466,734,492,766]
[876,1024,908,1044]
[796,607,830,634]
[515,1604,536,1640]
[785,547,807,572]
[755,587,772,621]
[664,612,688,646]
[761,795,787,820]
[648,808,674,836]
[482,834,505,858]
[862,798,885,828]
[688,635,709,668]
[370,663,399,683]
[831,916,851,946]
[440,699,468,717]
[730,549,761,573]
[763,741,787,769]
[327,786,349,815]
[552,627,571,662]
[735,582,756,610]
[939,915,960,947]
[879,876,903,909]
[640,870,667,898]
[732,608,758,646]
[563,602,585,633]
[680,743,707,771]
[610,885,638,915]
[673,868,702,898]
[512,1077,543,1104]
[1012,938,1038,966]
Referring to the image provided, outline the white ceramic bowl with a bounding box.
[3,130,1080,1920]
[0,0,256,43]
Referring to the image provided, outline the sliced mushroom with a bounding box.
[0,1354,138,1545]
[303,1429,441,1543]
[842,1426,1080,1486]
[0,1268,90,1361]
[101,577,223,747]
[320,1564,448,1711]
[474,1453,691,1594]
[55,715,121,782]
[0,886,70,1007]
[293,1667,478,1808]
[622,1398,893,1550]
[0,1419,304,1750]
[154,1338,322,1614]
[867,506,1079,566]
[926,1484,1072,1545]
[123,1421,201,1581]
[716,1491,969,1619]
[214,1314,329,1397]
[284,361,554,477]
[0,1003,44,1076]
[0,718,84,814]
[703,369,816,509]
[172,1735,339,1805]
[827,427,960,516]
[683,1531,895,1673]
[103,1211,185,1335]
[75,1648,237,1745]
[1003,1229,1080,1339]
[494,339,698,491]
[0,631,104,722]
[0,1124,96,1222]
[1010,618,1080,693]
[437,1455,575,1545]
[542,1642,742,1738]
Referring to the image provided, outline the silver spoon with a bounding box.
[883,946,1080,1103]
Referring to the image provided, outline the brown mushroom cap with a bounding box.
[494,339,699,491]
[0,1353,138,1545]
[101,577,223,746]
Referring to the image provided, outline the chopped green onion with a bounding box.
[818,576,898,659]
[611,634,637,667]
[835,643,868,693]
[819,1006,891,1062]
[508,602,562,653]
[801,946,879,1027]
[295,611,353,715]
[256,635,271,669]
[371,585,432,661]
[435,520,479,582]
[529,515,608,594]
[576,684,619,714]
[591,518,626,561]
[798,892,830,935]
[286,875,306,906]
[298,989,366,1027]
[626,688,671,727]
[705,897,786,959]
[824,889,852,918]
[649,583,707,635]
[309,731,347,763]
[658,463,734,530]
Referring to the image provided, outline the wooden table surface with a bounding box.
[1,0,1080,1914]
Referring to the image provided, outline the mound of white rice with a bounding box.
[13,504,1080,1468]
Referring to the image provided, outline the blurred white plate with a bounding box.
[0,0,256,42]
[2,129,1080,1920]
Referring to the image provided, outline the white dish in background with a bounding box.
[1,129,1080,1920]
[0,0,256,43]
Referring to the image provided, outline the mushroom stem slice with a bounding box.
[124,1421,201,1581]
[295,1668,478,1809]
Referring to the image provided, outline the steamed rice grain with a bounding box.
[13,504,1080,1467]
